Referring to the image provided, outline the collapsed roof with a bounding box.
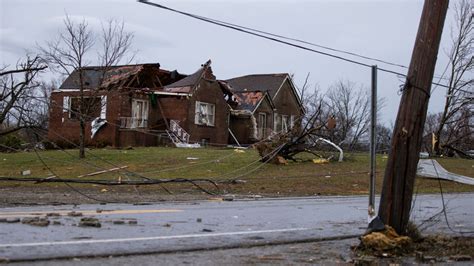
[161,60,214,94]
[59,64,185,90]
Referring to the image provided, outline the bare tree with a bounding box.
[0,56,47,137]
[39,15,134,158]
[433,0,473,155]
[295,73,327,128]
[325,80,370,150]
[376,123,392,153]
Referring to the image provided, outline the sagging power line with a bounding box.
[137,0,453,90]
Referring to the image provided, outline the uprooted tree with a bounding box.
[39,15,134,158]
[255,101,344,164]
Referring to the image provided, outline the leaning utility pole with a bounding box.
[378,0,449,234]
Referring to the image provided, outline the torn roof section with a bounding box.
[232,91,274,114]
[225,73,288,99]
[161,60,214,94]
[58,64,186,91]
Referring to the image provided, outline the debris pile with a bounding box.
[255,115,343,164]
[21,217,50,227]
[358,225,412,255]
[79,217,101,228]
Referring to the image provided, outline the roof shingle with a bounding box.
[225,74,288,99]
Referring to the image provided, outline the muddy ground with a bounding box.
[7,236,474,265]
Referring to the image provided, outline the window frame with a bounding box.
[282,115,289,133]
[195,101,216,127]
[68,96,102,120]
[258,112,267,139]
[131,99,149,128]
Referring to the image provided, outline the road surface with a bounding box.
[0,194,473,262]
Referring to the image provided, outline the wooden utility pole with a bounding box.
[378,0,449,234]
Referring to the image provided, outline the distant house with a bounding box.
[224,74,304,145]
[48,61,230,147]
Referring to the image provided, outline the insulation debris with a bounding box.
[360,226,412,252]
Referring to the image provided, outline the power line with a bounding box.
[138,0,452,90]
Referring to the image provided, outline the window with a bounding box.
[258,112,267,139]
[282,115,289,133]
[290,115,295,129]
[195,101,215,126]
[274,113,281,132]
[131,99,149,128]
[68,96,101,120]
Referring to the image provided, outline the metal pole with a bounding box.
[368,65,377,223]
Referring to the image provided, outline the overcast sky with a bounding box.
[0,0,465,124]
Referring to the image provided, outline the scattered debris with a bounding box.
[79,217,101,228]
[78,166,128,178]
[22,217,50,227]
[196,218,202,223]
[186,157,199,160]
[67,211,83,217]
[359,225,412,254]
[163,223,172,227]
[223,195,234,201]
[417,159,474,185]
[234,149,245,153]
[21,170,31,176]
[229,179,247,184]
[202,228,213,232]
[100,189,108,192]
[313,158,329,164]
[419,152,430,159]
[6,218,20,223]
[254,112,345,164]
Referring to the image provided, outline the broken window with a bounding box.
[131,99,149,128]
[258,112,267,139]
[274,113,281,132]
[68,96,102,120]
[195,101,215,126]
[282,115,289,133]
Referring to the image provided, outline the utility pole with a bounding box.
[378,0,449,234]
[368,65,377,224]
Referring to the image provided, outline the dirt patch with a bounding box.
[354,234,474,264]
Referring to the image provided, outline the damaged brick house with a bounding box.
[223,74,305,145]
[48,60,230,147]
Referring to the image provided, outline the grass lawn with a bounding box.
[0,147,473,198]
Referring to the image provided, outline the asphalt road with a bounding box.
[0,194,473,262]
